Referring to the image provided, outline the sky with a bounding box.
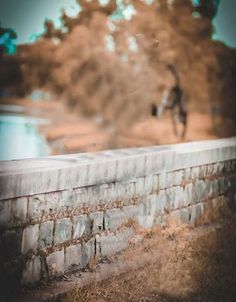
[0,0,235,48]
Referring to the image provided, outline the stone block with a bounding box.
[47,250,65,277]
[144,175,154,195]
[65,244,82,272]
[73,215,91,239]
[138,195,158,228]
[206,164,214,177]
[96,228,134,257]
[74,187,88,207]
[170,208,191,224]
[122,204,141,222]
[159,172,167,189]
[58,189,75,212]
[180,208,191,224]
[104,208,126,231]
[120,181,135,200]
[193,180,207,202]
[106,182,117,203]
[28,194,45,222]
[135,177,145,196]
[166,186,184,210]
[38,221,54,250]
[152,174,159,193]
[189,203,204,225]
[90,211,104,233]
[22,256,41,285]
[156,190,167,216]
[191,167,200,180]
[44,192,59,216]
[81,238,95,267]
[218,177,228,194]
[184,168,191,183]
[87,185,101,207]
[113,182,125,201]
[224,161,232,174]
[184,183,193,206]
[217,162,225,176]
[11,197,28,226]
[22,224,39,254]
[54,218,72,245]
[199,165,207,179]
[212,179,220,198]
[166,170,183,187]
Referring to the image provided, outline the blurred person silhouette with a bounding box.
[151,64,187,138]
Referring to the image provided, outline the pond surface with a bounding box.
[0,114,51,160]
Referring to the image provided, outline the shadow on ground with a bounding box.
[66,217,236,302]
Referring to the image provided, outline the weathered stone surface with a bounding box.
[159,172,167,189]
[166,170,183,187]
[44,192,59,216]
[58,189,75,212]
[170,208,190,224]
[46,250,65,277]
[166,186,184,210]
[189,203,204,225]
[39,221,54,250]
[184,167,191,183]
[1,137,236,289]
[191,167,200,180]
[193,180,207,202]
[81,238,95,267]
[87,185,101,207]
[74,187,88,207]
[156,190,166,216]
[117,180,135,201]
[184,183,193,206]
[22,224,39,254]
[28,194,45,222]
[122,204,141,222]
[199,165,207,179]
[104,208,126,231]
[96,228,134,257]
[65,244,82,272]
[54,218,72,245]
[143,175,154,195]
[90,212,104,233]
[73,215,91,239]
[138,195,157,228]
[135,177,145,196]
[22,256,41,285]
[1,137,236,201]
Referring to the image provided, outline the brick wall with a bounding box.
[0,137,236,290]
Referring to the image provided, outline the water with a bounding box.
[0,114,51,160]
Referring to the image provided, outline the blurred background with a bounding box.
[0,0,235,160]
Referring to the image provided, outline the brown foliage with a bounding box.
[2,0,236,135]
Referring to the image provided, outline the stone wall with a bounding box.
[0,137,236,292]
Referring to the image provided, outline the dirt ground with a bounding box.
[2,98,225,155]
[66,218,236,302]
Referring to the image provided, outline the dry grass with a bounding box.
[65,217,236,302]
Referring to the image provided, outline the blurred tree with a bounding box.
[2,0,235,137]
